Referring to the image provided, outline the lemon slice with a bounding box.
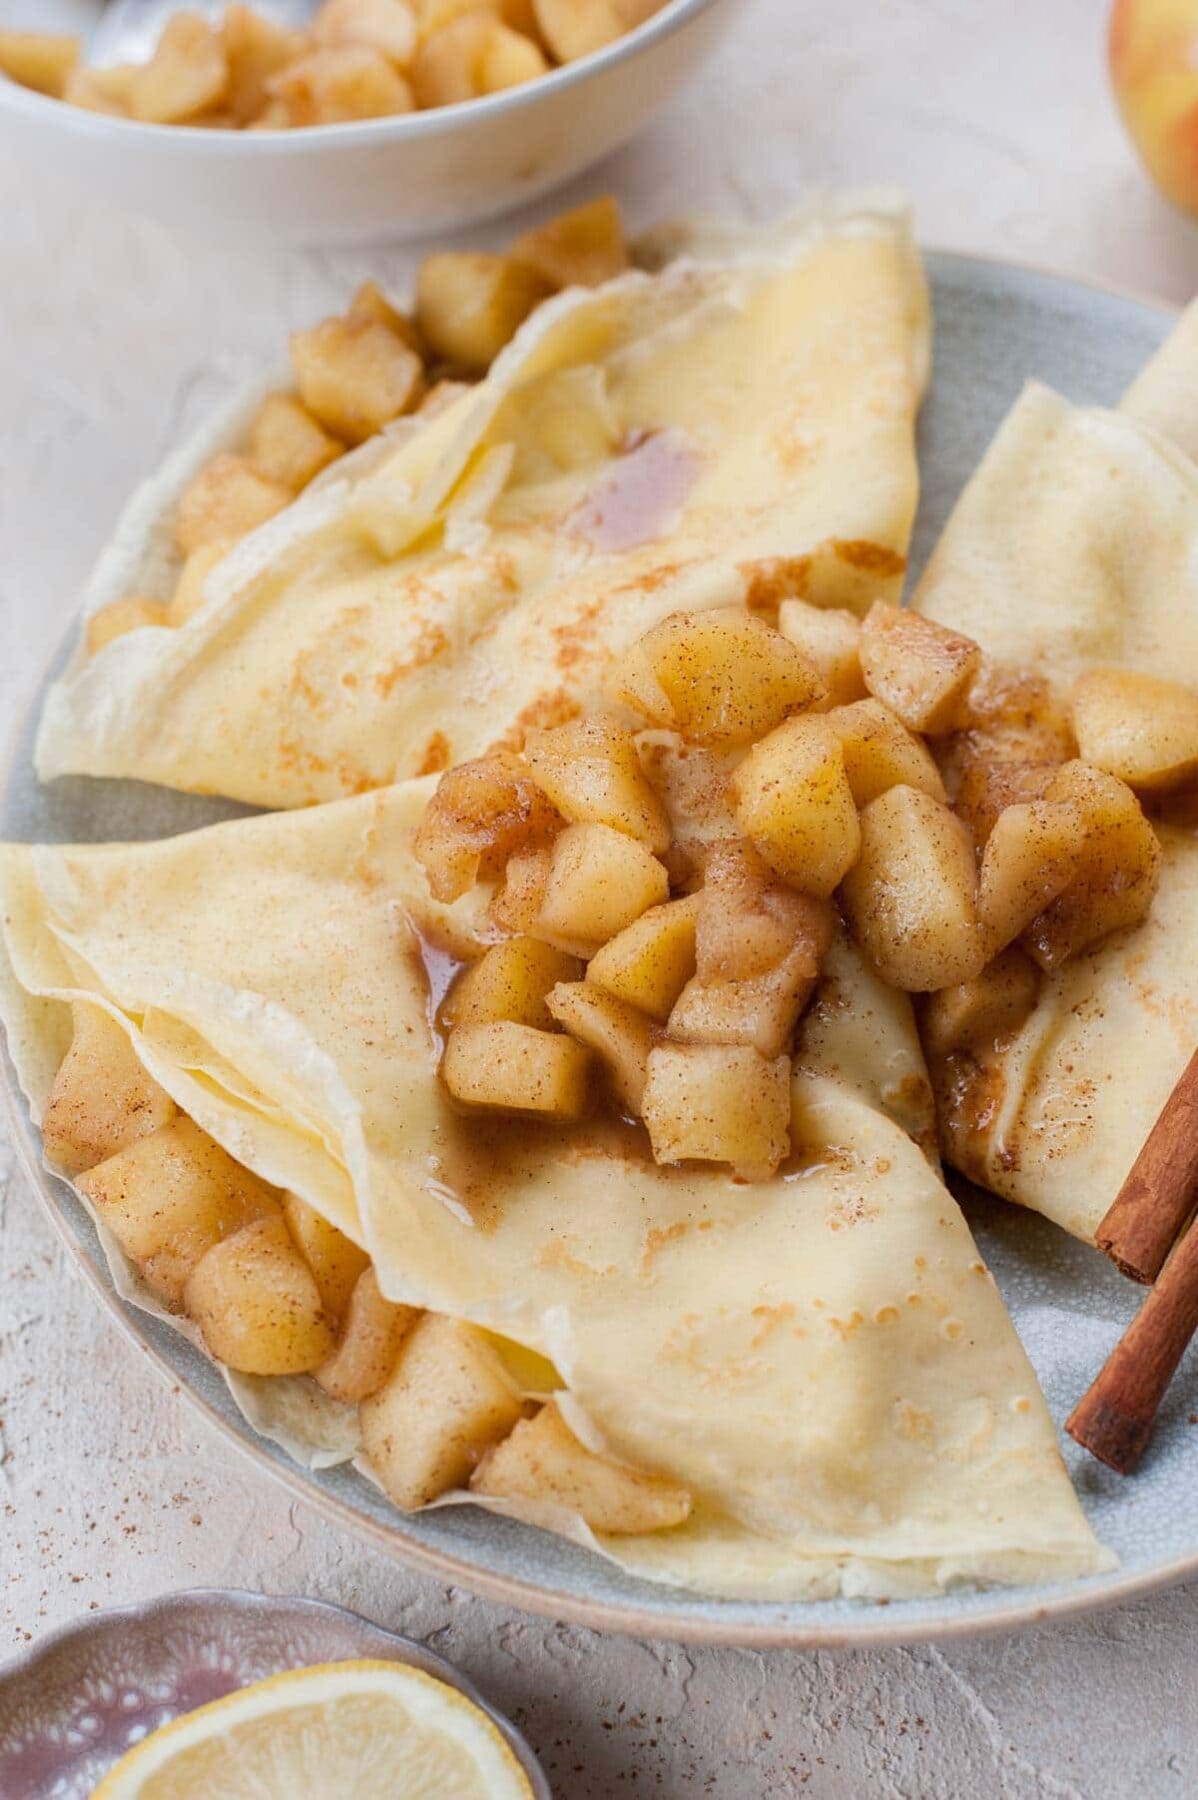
[91,1657,536,1799]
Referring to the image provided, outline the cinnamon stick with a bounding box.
[1095,1047,1198,1285]
[1066,1215,1198,1474]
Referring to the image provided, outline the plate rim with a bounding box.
[3,248,1193,1651]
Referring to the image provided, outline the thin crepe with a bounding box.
[36,195,929,810]
[913,341,1198,1244]
[0,788,1106,1599]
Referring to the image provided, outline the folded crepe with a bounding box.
[913,328,1198,1245]
[36,195,929,811]
[0,785,1107,1599]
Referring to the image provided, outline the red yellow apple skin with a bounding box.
[1110,0,1198,216]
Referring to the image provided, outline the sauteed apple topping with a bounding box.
[43,998,692,1533]
[417,600,1188,1180]
[84,195,628,656]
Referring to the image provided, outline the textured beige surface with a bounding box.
[2,0,1198,1791]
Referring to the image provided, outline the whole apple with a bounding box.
[1110,0,1198,215]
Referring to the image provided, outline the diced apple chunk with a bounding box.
[778,599,866,708]
[78,1117,280,1306]
[859,602,981,734]
[224,4,301,124]
[0,30,80,97]
[184,1214,334,1375]
[281,1192,370,1325]
[636,734,739,884]
[175,453,291,554]
[290,314,424,444]
[976,799,1087,951]
[416,252,552,373]
[268,42,413,123]
[247,392,343,492]
[415,753,562,901]
[641,1042,791,1180]
[441,1020,593,1119]
[667,957,817,1059]
[545,981,656,1114]
[489,846,553,935]
[411,14,546,107]
[1072,667,1198,792]
[533,823,669,955]
[348,279,426,357]
[841,785,985,991]
[533,0,660,62]
[731,716,860,896]
[169,540,237,627]
[86,598,170,656]
[358,1313,525,1509]
[586,895,699,1022]
[921,948,1041,1060]
[42,1004,176,1176]
[952,757,1057,851]
[316,1266,420,1403]
[610,609,824,746]
[1022,762,1162,969]
[130,13,229,123]
[524,716,670,850]
[312,0,418,65]
[509,196,628,290]
[825,698,946,806]
[439,938,582,1032]
[472,1400,692,1533]
[694,840,833,983]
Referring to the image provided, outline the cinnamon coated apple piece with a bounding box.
[415,252,552,372]
[184,1214,335,1375]
[777,599,867,708]
[545,981,656,1115]
[841,785,986,991]
[1022,761,1161,969]
[609,609,824,747]
[509,196,628,290]
[77,1117,280,1306]
[524,715,670,850]
[641,1042,792,1180]
[175,453,291,554]
[247,393,344,492]
[859,602,981,735]
[290,313,424,444]
[316,1266,421,1404]
[1072,667,1198,792]
[281,1193,370,1326]
[472,1399,692,1533]
[439,938,582,1033]
[42,1003,176,1175]
[441,1019,594,1119]
[586,894,699,1022]
[824,698,946,806]
[415,752,563,901]
[532,822,669,956]
[731,715,860,896]
[920,946,1041,1060]
[358,1313,525,1509]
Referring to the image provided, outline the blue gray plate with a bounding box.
[2,253,1194,1647]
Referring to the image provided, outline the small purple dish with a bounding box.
[0,1588,550,1798]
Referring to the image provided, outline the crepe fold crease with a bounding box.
[36,195,929,810]
[0,787,1107,1599]
[913,325,1198,1245]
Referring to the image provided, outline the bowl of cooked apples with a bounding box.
[0,0,734,246]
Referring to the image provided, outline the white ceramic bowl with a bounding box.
[0,0,735,246]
